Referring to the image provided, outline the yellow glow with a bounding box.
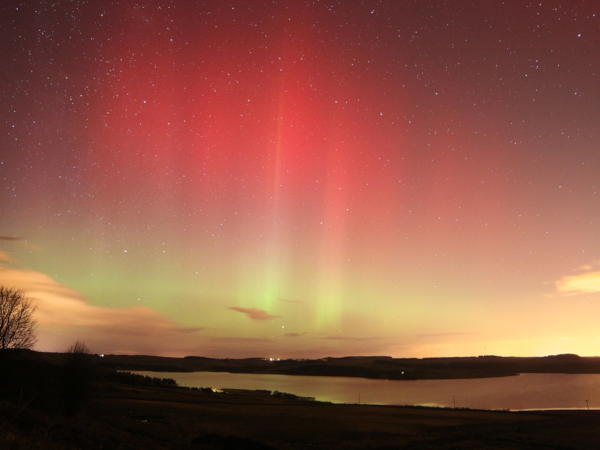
[556,271,600,295]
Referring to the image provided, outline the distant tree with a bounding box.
[64,339,92,416]
[0,286,37,350]
[67,339,90,356]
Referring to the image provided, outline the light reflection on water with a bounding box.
[133,371,600,411]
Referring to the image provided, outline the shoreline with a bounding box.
[130,369,600,412]
[4,352,600,448]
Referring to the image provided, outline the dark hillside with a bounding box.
[3,350,600,449]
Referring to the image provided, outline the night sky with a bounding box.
[1,0,599,358]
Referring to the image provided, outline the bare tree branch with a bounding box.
[0,286,37,350]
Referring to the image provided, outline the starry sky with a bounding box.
[1,0,600,358]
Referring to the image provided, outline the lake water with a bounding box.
[132,371,600,411]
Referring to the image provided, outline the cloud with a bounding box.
[0,236,43,251]
[319,335,382,341]
[284,332,304,338]
[418,332,479,338]
[0,265,204,355]
[0,251,13,262]
[208,336,272,343]
[228,307,281,321]
[279,298,304,304]
[555,270,600,295]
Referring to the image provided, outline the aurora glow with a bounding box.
[1,0,600,358]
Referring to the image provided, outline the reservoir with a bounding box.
[132,371,600,411]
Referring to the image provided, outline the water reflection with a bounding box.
[134,371,600,411]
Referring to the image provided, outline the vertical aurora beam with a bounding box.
[248,18,318,314]
[314,142,351,329]
[251,69,289,313]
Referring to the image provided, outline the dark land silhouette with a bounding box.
[95,352,600,380]
[3,350,600,448]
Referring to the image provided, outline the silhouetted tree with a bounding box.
[64,339,92,416]
[67,339,89,356]
[0,286,37,350]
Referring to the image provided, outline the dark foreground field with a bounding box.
[2,351,600,449]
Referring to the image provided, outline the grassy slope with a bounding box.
[2,351,600,449]
[4,380,600,449]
